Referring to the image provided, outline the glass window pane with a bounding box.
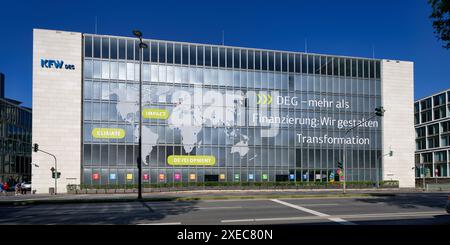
[143,64,150,81]
[110,38,117,59]
[84,36,92,57]
[93,60,101,79]
[375,61,380,78]
[326,57,333,76]
[142,41,150,62]
[358,60,363,77]
[84,81,92,100]
[370,60,375,78]
[127,40,134,60]
[167,43,173,63]
[84,59,93,78]
[288,54,294,72]
[219,48,225,67]
[339,58,345,76]
[127,63,134,80]
[248,50,254,69]
[135,40,140,61]
[351,59,357,77]
[301,54,307,73]
[197,46,204,66]
[101,61,109,79]
[241,50,247,69]
[102,82,109,100]
[295,54,300,73]
[333,57,339,76]
[159,42,166,63]
[262,51,268,70]
[308,55,314,74]
[226,48,233,68]
[255,51,261,70]
[314,56,320,74]
[110,61,118,79]
[151,42,158,62]
[174,44,181,64]
[364,60,369,78]
[212,47,218,67]
[268,52,274,71]
[190,45,196,65]
[93,37,101,58]
[346,59,351,77]
[119,39,125,59]
[182,45,189,65]
[102,38,109,59]
[320,56,326,75]
[205,46,211,66]
[119,62,126,80]
[234,49,240,69]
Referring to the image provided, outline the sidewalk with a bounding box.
[0,188,429,205]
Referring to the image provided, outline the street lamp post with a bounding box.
[133,30,148,200]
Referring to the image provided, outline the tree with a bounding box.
[429,0,450,49]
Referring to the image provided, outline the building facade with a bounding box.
[32,29,415,193]
[414,88,450,182]
[0,74,32,184]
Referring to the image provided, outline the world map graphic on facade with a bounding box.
[111,86,251,166]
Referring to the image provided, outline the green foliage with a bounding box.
[69,180,399,192]
[429,0,450,49]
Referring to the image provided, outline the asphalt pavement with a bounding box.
[0,192,449,225]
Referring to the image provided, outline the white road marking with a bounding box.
[138,222,181,225]
[300,203,339,207]
[221,211,447,224]
[340,211,447,219]
[328,218,353,225]
[194,206,243,210]
[271,199,329,217]
[270,199,355,225]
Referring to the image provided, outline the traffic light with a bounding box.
[337,161,343,169]
[33,143,39,152]
[52,171,61,179]
[50,167,60,179]
[375,106,385,117]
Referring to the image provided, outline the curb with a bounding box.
[0,193,395,206]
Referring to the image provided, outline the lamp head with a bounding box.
[132,30,143,38]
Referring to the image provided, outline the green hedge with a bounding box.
[69,180,398,191]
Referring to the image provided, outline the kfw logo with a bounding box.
[40,59,75,70]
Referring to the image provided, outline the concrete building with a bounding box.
[32,28,415,193]
[414,88,450,184]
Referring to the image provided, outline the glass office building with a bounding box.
[414,89,450,181]
[81,34,383,185]
[32,29,415,193]
[0,96,32,184]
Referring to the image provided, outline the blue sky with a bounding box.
[0,0,448,107]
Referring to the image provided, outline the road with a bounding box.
[0,193,449,225]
